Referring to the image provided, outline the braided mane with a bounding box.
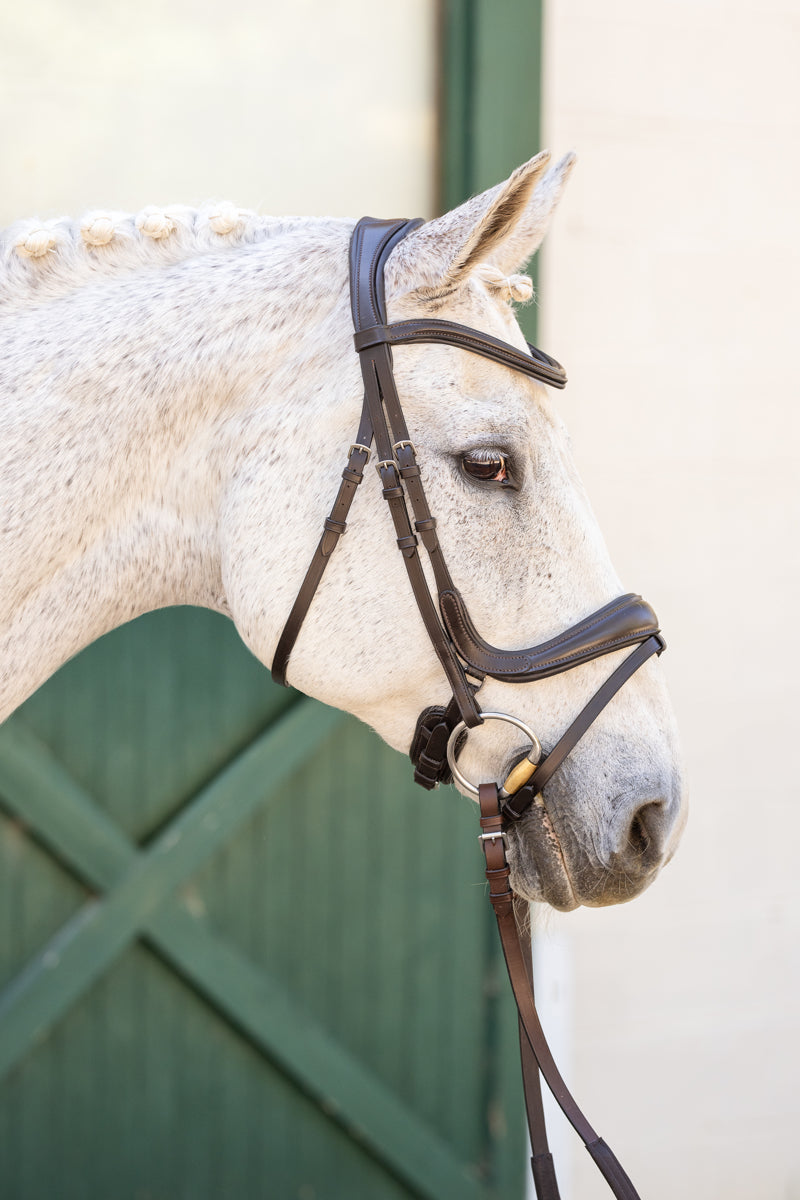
[0,203,309,311]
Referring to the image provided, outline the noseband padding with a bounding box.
[440,590,660,682]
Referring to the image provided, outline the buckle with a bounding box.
[348,443,371,464]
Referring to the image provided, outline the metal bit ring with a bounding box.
[446,712,542,799]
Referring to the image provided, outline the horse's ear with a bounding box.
[487,152,576,277]
[385,151,576,298]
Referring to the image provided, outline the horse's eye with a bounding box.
[461,451,515,487]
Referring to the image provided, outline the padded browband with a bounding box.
[353,320,567,389]
[440,591,660,682]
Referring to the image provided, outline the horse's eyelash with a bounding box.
[463,447,504,462]
[461,446,517,466]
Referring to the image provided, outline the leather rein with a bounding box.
[272,217,664,1200]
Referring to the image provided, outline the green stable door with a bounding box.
[0,609,525,1198]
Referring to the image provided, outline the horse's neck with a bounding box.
[0,221,352,720]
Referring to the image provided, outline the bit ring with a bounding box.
[446,712,542,799]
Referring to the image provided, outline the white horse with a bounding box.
[0,152,686,909]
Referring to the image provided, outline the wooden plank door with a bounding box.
[0,608,524,1199]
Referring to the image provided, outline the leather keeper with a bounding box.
[341,467,362,484]
[501,787,530,821]
[530,1153,562,1200]
[353,324,391,351]
[485,865,511,884]
[382,486,404,500]
[585,1139,641,1200]
[324,518,346,536]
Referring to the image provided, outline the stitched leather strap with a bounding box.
[440,590,659,683]
[514,895,562,1200]
[271,395,374,685]
[350,219,483,727]
[409,623,663,791]
[354,319,567,388]
[349,217,424,330]
[271,219,419,687]
[479,784,643,1200]
[502,634,665,821]
[272,215,570,695]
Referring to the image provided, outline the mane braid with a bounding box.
[473,261,534,303]
[0,204,307,311]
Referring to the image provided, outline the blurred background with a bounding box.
[0,1,797,1198]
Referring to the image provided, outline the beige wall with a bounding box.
[0,0,436,223]
[538,3,800,1197]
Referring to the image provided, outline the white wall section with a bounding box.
[0,0,437,222]
[539,3,800,1197]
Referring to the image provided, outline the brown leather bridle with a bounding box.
[272,217,666,1200]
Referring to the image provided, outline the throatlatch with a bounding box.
[271,215,667,1200]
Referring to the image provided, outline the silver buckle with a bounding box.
[348,443,371,464]
[478,830,507,844]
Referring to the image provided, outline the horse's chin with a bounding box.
[506,800,581,912]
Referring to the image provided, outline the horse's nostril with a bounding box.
[628,813,649,856]
[625,800,664,868]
